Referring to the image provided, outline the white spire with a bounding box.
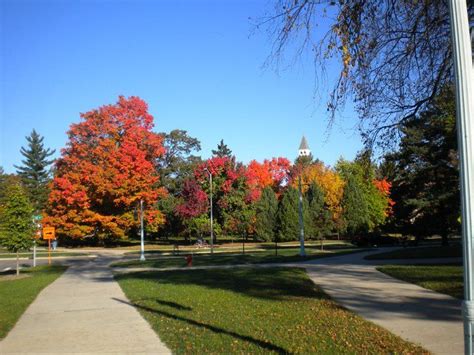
[298,136,311,157]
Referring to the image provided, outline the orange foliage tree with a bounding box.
[44,96,166,240]
[373,178,395,217]
[246,157,291,200]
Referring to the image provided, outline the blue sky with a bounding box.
[0,0,362,174]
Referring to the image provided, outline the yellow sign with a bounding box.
[43,227,55,240]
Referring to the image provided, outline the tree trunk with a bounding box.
[275,241,278,256]
[16,251,19,276]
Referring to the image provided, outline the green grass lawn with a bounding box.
[365,244,462,260]
[377,264,463,299]
[112,246,363,269]
[0,265,67,339]
[116,267,427,354]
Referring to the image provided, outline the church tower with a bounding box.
[298,136,311,157]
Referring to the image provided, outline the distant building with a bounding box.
[298,136,311,157]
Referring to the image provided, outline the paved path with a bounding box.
[304,251,463,355]
[0,256,170,354]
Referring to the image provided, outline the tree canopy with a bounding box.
[259,0,473,146]
[45,96,166,241]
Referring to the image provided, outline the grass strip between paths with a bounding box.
[365,245,462,260]
[112,247,363,269]
[116,267,428,354]
[377,264,463,299]
[0,265,67,339]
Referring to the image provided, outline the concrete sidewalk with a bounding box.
[304,251,463,355]
[0,257,170,354]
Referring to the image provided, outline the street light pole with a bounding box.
[204,168,214,255]
[298,175,306,257]
[447,1,474,353]
[139,199,146,261]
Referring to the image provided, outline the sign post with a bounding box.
[32,215,43,267]
[42,227,55,265]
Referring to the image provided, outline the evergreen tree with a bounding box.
[340,174,370,236]
[254,187,278,241]
[0,182,35,275]
[277,187,309,241]
[384,88,459,244]
[15,130,55,212]
[306,182,331,243]
[212,139,232,158]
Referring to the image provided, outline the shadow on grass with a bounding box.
[116,267,326,302]
[152,299,192,311]
[112,297,287,353]
[114,248,364,269]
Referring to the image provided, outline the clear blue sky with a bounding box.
[0,0,362,174]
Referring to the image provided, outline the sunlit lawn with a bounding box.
[377,264,463,299]
[0,265,67,338]
[112,246,363,269]
[365,244,462,260]
[116,267,427,354]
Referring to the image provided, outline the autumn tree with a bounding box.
[246,157,291,199]
[45,96,166,242]
[291,162,344,229]
[0,182,34,275]
[175,179,209,241]
[259,1,473,146]
[194,156,241,241]
[15,130,55,212]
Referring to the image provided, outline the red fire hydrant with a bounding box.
[185,254,193,267]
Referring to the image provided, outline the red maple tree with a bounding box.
[44,96,166,240]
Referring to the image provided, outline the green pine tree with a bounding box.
[0,182,35,275]
[306,182,332,247]
[254,187,278,242]
[277,187,309,242]
[212,139,232,158]
[341,174,370,236]
[15,130,55,212]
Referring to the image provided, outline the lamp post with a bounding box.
[447,1,474,353]
[139,199,145,261]
[298,175,306,257]
[203,168,214,254]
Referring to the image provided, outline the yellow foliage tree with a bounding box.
[291,162,345,227]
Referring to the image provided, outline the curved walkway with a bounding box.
[304,251,463,355]
[0,256,170,354]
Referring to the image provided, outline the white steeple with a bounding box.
[298,136,311,157]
